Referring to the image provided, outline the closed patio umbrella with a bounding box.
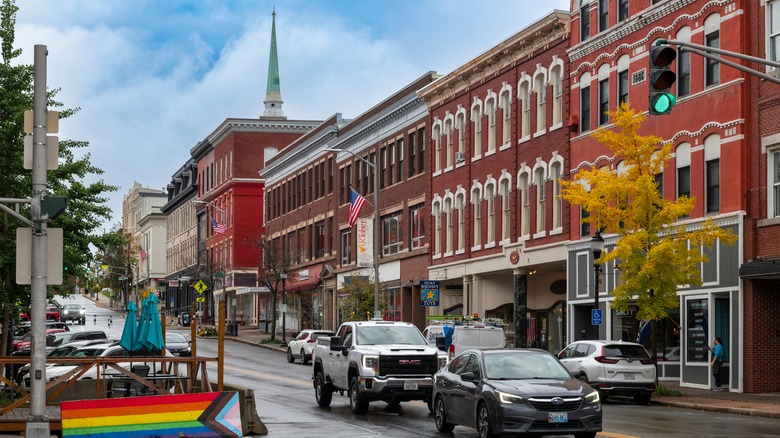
[144,293,165,352]
[119,301,139,352]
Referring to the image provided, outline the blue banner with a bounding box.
[420,280,440,307]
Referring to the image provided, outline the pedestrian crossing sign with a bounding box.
[194,280,208,294]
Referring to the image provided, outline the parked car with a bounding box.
[286,329,334,364]
[14,328,67,351]
[15,339,108,384]
[557,340,656,404]
[60,303,86,324]
[45,330,108,350]
[165,332,191,356]
[427,323,506,360]
[432,348,602,438]
[13,321,69,340]
[19,304,62,322]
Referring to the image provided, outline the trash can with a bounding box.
[228,322,238,336]
[180,312,190,327]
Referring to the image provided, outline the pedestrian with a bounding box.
[710,337,725,391]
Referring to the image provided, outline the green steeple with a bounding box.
[263,8,285,119]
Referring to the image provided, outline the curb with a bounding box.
[652,398,780,419]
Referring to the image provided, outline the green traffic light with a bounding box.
[650,93,676,114]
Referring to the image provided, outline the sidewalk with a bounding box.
[222,324,780,419]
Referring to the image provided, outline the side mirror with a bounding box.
[329,336,342,352]
[461,371,476,382]
[435,336,446,352]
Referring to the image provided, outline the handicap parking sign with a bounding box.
[591,309,603,325]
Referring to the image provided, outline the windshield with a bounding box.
[166,333,186,343]
[356,325,427,345]
[47,332,73,346]
[484,352,572,380]
[63,304,81,310]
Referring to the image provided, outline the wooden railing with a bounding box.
[0,356,217,416]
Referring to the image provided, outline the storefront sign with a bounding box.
[686,298,709,362]
[420,280,440,307]
[357,218,373,268]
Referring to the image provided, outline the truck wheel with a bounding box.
[301,349,309,365]
[314,371,332,407]
[349,376,368,414]
[434,396,455,432]
[287,348,294,363]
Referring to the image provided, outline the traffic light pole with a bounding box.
[660,39,780,86]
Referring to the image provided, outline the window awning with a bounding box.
[285,278,321,294]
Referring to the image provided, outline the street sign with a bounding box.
[194,280,208,294]
[118,276,127,281]
[213,272,224,278]
[592,309,603,326]
[280,304,287,312]
[374,310,382,319]
[419,280,440,307]
[168,280,180,287]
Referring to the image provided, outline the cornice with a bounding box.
[189,118,320,157]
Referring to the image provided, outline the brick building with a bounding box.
[418,11,571,351]
[567,0,747,391]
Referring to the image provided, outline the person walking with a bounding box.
[710,337,725,391]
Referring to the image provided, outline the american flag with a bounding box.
[211,218,226,235]
[527,317,537,344]
[139,247,147,261]
[348,187,367,227]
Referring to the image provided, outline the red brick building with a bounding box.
[567,0,746,391]
[418,11,571,351]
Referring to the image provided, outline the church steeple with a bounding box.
[262,9,285,119]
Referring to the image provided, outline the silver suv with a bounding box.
[557,340,656,404]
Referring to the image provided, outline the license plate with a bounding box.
[548,412,568,423]
[623,373,635,380]
[403,382,418,390]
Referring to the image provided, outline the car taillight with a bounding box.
[639,358,655,365]
[307,339,317,343]
[594,356,619,364]
[449,344,455,356]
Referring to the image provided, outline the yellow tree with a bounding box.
[561,103,736,323]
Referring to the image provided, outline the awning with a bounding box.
[236,286,271,295]
[285,278,321,294]
[739,259,780,279]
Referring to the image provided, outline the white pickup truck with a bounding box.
[312,320,448,414]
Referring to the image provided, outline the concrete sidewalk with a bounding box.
[221,325,780,419]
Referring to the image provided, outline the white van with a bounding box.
[448,325,506,358]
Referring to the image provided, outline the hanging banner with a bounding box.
[420,280,440,307]
[357,217,373,268]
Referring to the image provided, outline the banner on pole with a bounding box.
[357,217,373,268]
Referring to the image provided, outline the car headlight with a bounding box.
[363,356,380,375]
[585,390,600,404]
[63,310,69,315]
[79,309,85,315]
[438,355,448,370]
[497,390,525,404]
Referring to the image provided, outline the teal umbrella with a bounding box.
[119,301,139,351]
[145,293,165,352]
[135,296,150,351]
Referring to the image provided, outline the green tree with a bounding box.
[560,103,736,337]
[0,0,117,359]
[338,275,384,322]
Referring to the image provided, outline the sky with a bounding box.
[13,0,571,230]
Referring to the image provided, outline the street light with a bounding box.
[324,147,381,318]
[590,229,604,340]
[280,269,287,346]
[193,200,227,326]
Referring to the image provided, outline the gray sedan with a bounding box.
[432,348,602,438]
[165,332,191,356]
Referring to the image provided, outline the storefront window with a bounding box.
[612,304,681,360]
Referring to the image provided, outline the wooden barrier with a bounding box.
[61,391,242,437]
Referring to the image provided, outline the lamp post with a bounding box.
[590,230,604,340]
[280,269,287,345]
[324,147,381,318]
[193,200,227,327]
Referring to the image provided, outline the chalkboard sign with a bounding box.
[686,299,709,362]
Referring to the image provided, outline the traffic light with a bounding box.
[648,44,677,115]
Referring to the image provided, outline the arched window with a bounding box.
[551,162,563,229]
[535,73,546,133]
[433,201,442,256]
[456,110,467,161]
[433,122,442,172]
[519,172,531,237]
[550,64,563,126]
[519,79,531,139]
[535,168,546,233]
[472,102,483,157]
[445,117,454,169]
[501,179,511,241]
[444,197,453,254]
[486,184,496,243]
[471,188,482,247]
[704,134,721,214]
[456,192,466,251]
[500,86,512,145]
[486,96,497,152]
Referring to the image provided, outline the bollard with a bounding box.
[94,315,97,325]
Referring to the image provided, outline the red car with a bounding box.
[13,328,66,351]
[19,305,61,322]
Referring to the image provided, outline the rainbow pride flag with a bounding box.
[61,391,242,437]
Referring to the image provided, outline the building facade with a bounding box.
[419,11,571,351]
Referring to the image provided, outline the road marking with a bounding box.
[599,432,639,438]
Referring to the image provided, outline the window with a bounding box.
[536,169,546,233]
[599,0,608,32]
[396,140,403,182]
[677,48,691,96]
[705,135,721,214]
[340,229,352,265]
[773,150,780,217]
[380,147,387,188]
[487,98,496,152]
[315,221,325,258]
[501,90,512,145]
[382,212,402,256]
[472,191,482,247]
[599,78,610,125]
[580,1,591,42]
[551,66,563,126]
[676,143,691,199]
[618,0,629,22]
[535,75,546,133]
[770,1,780,62]
[445,198,453,253]
[552,163,563,229]
[618,70,629,105]
[456,112,466,159]
[581,85,591,133]
[456,195,465,251]
[581,208,591,238]
[382,287,401,321]
[434,203,442,255]
[408,131,417,176]
[445,119,453,168]
[410,204,425,249]
[388,143,396,185]
[486,186,496,243]
[434,124,442,172]
[417,128,425,176]
[705,27,720,86]
[501,181,510,241]
[520,81,531,138]
[472,105,483,156]
[655,172,664,199]
[520,173,530,236]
